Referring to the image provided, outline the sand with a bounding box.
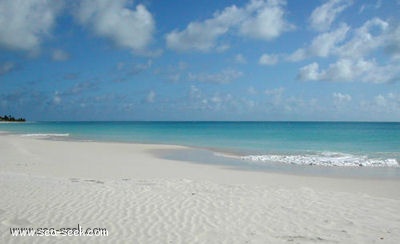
[1,133,399,243]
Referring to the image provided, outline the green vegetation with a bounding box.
[0,115,26,122]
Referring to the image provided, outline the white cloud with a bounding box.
[337,18,388,58]
[0,0,63,51]
[286,48,307,62]
[288,23,349,61]
[208,93,237,111]
[61,81,98,96]
[332,92,351,106]
[53,92,62,105]
[239,0,293,40]
[374,94,386,107]
[166,0,292,52]
[295,18,400,83]
[259,53,279,65]
[309,23,350,57]
[154,62,188,83]
[167,74,181,83]
[265,87,284,97]
[385,25,400,59]
[52,49,70,61]
[309,0,352,32]
[298,58,400,83]
[297,62,320,81]
[289,18,389,62]
[0,62,15,75]
[188,69,243,84]
[265,87,285,109]
[247,86,257,95]
[234,54,247,64]
[320,59,371,81]
[189,85,201,99]
[146,90,155,103]
[359,0,382,14]
[166,5,243,52]
[130,60,152,74]
[216,44,231,52]
[360,93,400,117]
[75,0,155,53]
[186,87,256,113]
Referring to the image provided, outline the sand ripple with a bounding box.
[0,173,399,243]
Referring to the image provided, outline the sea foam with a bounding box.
[21,133,70,138]
[241,152,399,167]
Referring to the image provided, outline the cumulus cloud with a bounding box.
[332,92,351,106]
[309,0,352,32]
[239,0,294,40]
[288,23,350,61]
[186,85,256,114]
[166,0,292,52]
[309,23,350,57]
[52,49,70,61]
[188,69,243,84]
[337,18,388,58]
[0,62,15,75]
[0,0,63,52]
[75,0,155,53]
[259,53,279,65]
[264,87,285,110]
[295,18,399,83]
[289,23,349,61]
[297,62,320,81]
[298,58,400,83]
[153,62,188,83]
[291,18,389,62]
[165,5,242,52]
[360,93,400,117]
[286,49,307,62]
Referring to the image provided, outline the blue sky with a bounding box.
[0,0,399,121]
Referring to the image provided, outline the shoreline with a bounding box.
[3,130,400,172]
[156,147,400,180]
[1,133,400,242]
[1,133,399,196]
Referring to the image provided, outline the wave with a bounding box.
[21,133,70,138]
[240,152,399,167]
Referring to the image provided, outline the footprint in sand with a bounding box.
[84,179,104,184]
[69,178,80,183]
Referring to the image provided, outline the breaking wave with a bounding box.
[241,152,399,167]
[21,133,70,138]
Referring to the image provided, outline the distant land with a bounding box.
[0,115,25,122]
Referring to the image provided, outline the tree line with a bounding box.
[0,115,26,122]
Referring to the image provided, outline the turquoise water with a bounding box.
[1,121,399,167]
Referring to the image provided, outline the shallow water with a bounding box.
[1,121,399,169]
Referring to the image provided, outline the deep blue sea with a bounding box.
[1,121,399,168]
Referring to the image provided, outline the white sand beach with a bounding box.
[1,133,399,243]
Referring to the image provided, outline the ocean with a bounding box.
[1,121,399,170]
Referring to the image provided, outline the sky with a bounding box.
[0,0,399,121]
